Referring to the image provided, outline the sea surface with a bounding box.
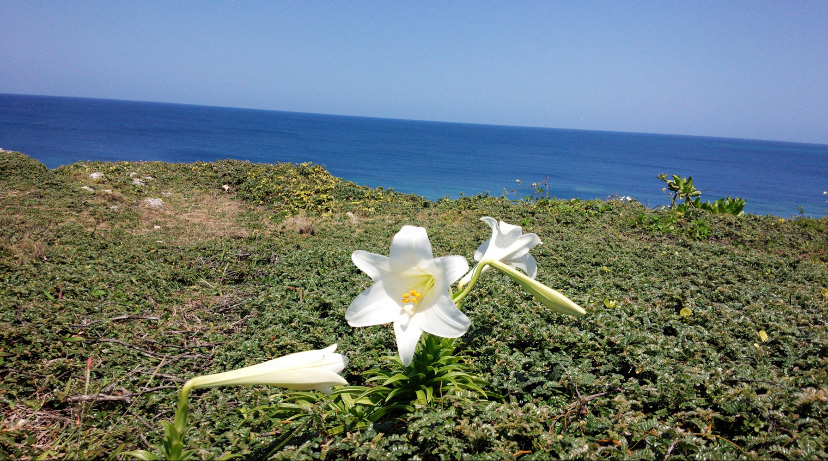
[2,93,827,217]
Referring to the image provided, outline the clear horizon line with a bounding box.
[3,91,827,148]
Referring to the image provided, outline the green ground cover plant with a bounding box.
[1,151,827,460]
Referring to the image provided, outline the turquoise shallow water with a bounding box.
[2,93,827,217]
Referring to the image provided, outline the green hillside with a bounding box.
[1,151,826,460]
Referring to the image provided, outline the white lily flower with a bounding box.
[346,225,470,366]
[186,344,348,395]
[459,217,541,286]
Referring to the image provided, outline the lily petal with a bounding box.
[509,253,538,279]
[434,255,470,283]
[495,220,523,242]
[480,216,499,235]
[389,226,433,271]
[473,238,491,261]
[189,345,349,394]
[394,321,424,366]
[351,250,390,281]
[346,282,403,327]
[415,292,471,338]
[502,233,542,259]
[471,217,542,279]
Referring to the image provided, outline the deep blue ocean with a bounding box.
[2,93,827,217]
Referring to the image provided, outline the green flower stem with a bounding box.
[452,261,489,305]
[173,379,196,436]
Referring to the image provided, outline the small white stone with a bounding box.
[132,178,145,186]
[222,184,230,191]
[143,176,155,181]
[153,225,161,230]
[89,172,105,180]
[129,172,138,177]
[80,186,95,192]
[143,198,164,208]
[110,205,119,210]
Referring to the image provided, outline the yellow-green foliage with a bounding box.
[235,161,425,217]
[238,162,340,214]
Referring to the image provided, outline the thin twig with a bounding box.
[139,430,152,450]
[1,367,51,378]
[98,338,166,358]
[143,357,166,391]
[97,338,211,363]
[130,410,156,431]
[142,338,214,351]
[139,385,179,393]
[112,314,160,323]
[66,393,133,403]
[151,373,187,383]
[65,385,178,404]
[664,438,679,460]
[70,315,160,328]
[691,432,746,454]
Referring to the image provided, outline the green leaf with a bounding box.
[379,373,410,387]
[62,335,87,342]
[121,450,159,460]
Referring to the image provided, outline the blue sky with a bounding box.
[2,1,827,144]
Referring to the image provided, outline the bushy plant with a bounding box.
[658,173,702,207]
[679,196,746,217]
[659,172,747,217]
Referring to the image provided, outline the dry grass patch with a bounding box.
[135,191,273,243]
[0,233,48,262]
[283,216,317,235]
[0,385,82,457]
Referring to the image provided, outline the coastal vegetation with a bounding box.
[657,173,747,217]
[1,150,827,459]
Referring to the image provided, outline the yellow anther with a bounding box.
[402,289,423,304]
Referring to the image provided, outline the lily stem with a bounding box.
[453,259,495,306]
[173,379,195,433]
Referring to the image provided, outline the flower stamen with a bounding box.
[402,290,423,304]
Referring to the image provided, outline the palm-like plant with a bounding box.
[659,173,701,207]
